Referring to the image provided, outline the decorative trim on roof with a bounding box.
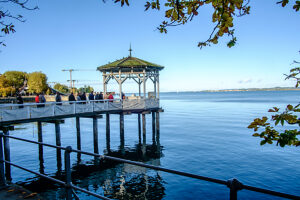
[97,56,164,72]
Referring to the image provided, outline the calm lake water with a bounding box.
[7,91,300,199]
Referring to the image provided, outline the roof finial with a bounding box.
[129,43,132,57]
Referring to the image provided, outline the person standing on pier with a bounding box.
[76,92,81,103]
[69,92,76,103]
[35,93,41,107]
[39,92,46,107]
[16,93,24,108]
[99,92,104,103]
[108,93,114,102]
[55,92,62,105]
[88,91,94,101]
[81,92,87,104]
[95,92,100,102]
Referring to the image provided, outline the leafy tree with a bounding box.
[0,0,38,47]
[0,74,15,97]
[2,71,27,89]
[115,0,300,48]
[53,83,69,94]
[27,72,48,94]
[248,58,300,147]
[0,71,26,96]
[78,85,94,93]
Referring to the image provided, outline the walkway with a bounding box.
[0,98,159,125]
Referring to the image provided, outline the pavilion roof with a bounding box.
[97,56,164,72]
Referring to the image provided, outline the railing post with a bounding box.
[64,146,72,200]
[227,178,243,200]
[3,128,11,182]
[0,132,6,188]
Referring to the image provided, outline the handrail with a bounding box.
[0,134,299,200]
[0,98,160,123]
[0,99,120,108]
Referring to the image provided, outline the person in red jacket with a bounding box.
[108,93,114,102]
[35,93,41,107]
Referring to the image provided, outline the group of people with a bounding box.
[35,92,47,107]
[15,91,117,108]
[55,91,114,104]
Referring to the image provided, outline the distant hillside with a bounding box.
[201,87,300,92]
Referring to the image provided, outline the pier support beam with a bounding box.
[55,121,62,172]
[106,114,110,153]
[93,116,99,155]
[156,112,160,145]
[76,117,81,151]
[152,112,156,144]
[120,113,125,151]
[142,114,146,144]
[37,122,44,174]
[138,114,141,144]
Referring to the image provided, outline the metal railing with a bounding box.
[0,133,299,200]
[0,98,159,123]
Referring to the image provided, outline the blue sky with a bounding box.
[0,0,300,92]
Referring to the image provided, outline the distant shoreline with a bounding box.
[168,87,300,93]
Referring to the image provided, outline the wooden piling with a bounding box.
[93,116,99,154]
[37,122,44,174]
[55,121,61,147]
[156,112,160,144]
[138,114,141,143]
[152,112,156,143]
[76,116,81,151]
[120,113,124,148]
[120,113,125,155]
[55,121,62,172]
[76,116,81,162]
[142,114,146,144]
[3,128,11,182]
[106,114,110,153]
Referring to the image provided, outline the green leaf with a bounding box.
[260,140,267,145]
[287,104,293,110]
[280,118,284,126]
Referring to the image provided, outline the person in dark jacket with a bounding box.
[76,92,81,103]
[68,92,76,103]
[55,92,62,105]
[88,91,94,101]
[39,92,46,107]
[95,92,100,100]
[16,93,24,108]
[81,92,87,104]
[99,92,104,103]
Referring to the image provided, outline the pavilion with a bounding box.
[97,47,164,99]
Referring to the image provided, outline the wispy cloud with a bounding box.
[238,78,253,84]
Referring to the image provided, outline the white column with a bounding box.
[157,74,160,99]
[138,79,141,97]
[143,69,146,98]
[119,69,122,99]
[103,73,107,95]
[154,75,157,98]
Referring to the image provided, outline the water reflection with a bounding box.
[20,141,164,200]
